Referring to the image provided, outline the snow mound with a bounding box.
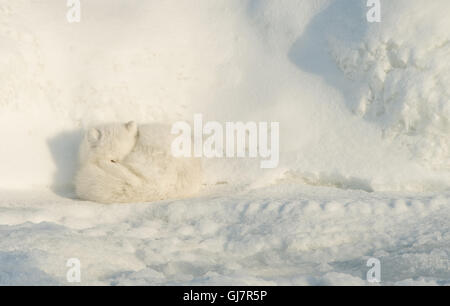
[328,0,450,171]
[1,0,450,287]
[0,0,449,193]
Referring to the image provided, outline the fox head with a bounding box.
[79,121,138,165]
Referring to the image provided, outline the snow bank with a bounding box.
[0,0,449,193]
[1,187,449,285]
[326,0,450,172]
[1,1,450,286]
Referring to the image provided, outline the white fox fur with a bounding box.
[75,121,202,204]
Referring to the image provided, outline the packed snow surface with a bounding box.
[0,0,449,285]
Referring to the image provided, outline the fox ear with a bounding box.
[87,128,101,145]
[125,121,137,131]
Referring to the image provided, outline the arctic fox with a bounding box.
[75,121,202,204]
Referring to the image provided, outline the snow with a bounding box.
[0,0,449,285]
[1,186,449,285]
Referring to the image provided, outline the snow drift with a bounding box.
[1,0,450,287]
[0,0,449,193]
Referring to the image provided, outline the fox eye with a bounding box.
[111,160,117,163]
